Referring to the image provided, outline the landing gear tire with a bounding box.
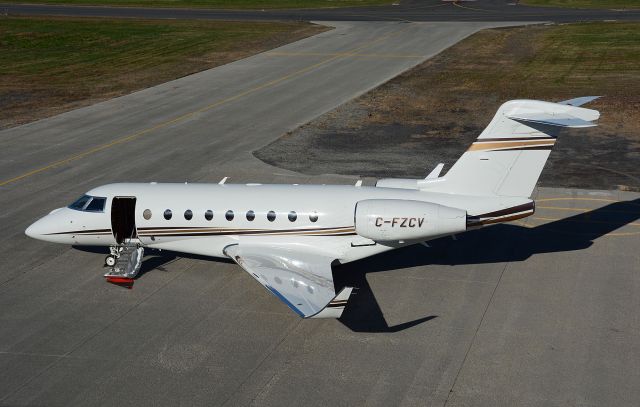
[105,255,116,267]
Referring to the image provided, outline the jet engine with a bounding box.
[355,199,466,242]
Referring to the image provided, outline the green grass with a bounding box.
[511,22,640,93]
[522,0,639,9]
[411,22,640,102]
[0,16,325,128]
[1,17,311,76]
[358,21,640,141]
[7,0,391,9]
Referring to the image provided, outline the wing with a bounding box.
[223,243,352,318]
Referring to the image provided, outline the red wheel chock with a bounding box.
[105,276,134,289]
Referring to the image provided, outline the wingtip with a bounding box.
[309,287,354,319]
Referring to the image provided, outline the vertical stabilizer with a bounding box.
[426,99,599,197]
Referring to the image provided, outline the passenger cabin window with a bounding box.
[226,210,234,221]
[143,209,152,220]
[246,210,255,221]
[68,195,106,212]
[184,209,193,220]
[288,211,297,222]
[205,210,213,221]
[309,212,318,222]
[164,209,172,220]
[267,211,276,222]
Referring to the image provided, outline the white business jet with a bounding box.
[26,97,600,318]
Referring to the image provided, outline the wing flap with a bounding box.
[224,244,352,318]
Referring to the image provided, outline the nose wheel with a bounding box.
[104,255,116,267]
[104,245,122,268]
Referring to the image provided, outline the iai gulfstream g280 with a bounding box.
[26,98,600,318]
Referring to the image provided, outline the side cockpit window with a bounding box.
[68,195,106,212]
[85,197,106,212]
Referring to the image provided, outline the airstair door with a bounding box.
[111,197,137,244]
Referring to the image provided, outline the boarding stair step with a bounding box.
[104,243,144,288]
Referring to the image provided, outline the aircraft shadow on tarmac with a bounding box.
[75,199,640,333]
[333,198,640,333]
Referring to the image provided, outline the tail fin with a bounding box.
[429,98,600,198]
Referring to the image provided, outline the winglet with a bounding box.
[310,287,353,319]
[218,177,228,185]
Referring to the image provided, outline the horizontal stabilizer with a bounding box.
[507,113,597,128]
[558,96,600,107]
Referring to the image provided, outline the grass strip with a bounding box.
[0,16,326,128]
[3,0,391,9]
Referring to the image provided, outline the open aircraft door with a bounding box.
[111,196,138,244]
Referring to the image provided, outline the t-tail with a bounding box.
[379,97,601,198]
[437,97,600,197]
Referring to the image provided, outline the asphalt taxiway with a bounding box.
[2,0,640,22]
[1,20,640,407]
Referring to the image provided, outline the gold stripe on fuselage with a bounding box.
[467,139,555,152]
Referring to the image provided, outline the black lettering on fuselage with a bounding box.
[376,217,426,227]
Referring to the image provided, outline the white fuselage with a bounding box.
[26,183,531,264]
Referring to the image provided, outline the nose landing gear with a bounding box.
[104,245,121,267]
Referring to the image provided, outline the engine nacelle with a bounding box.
[355,199,466,242]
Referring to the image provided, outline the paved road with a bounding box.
[2,0,640,22]
[1,21,640,407]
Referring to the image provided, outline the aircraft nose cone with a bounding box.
[25,218,46,240]
[25,209,78,244]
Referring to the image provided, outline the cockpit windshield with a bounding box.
[68,195,106,212]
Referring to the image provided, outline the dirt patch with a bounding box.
[255,23,640,191]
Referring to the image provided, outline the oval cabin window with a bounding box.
[288,211,297,222]
[226,210,234,221]
[184,210,193,220]
[309,212,318,222]
[164,209,172,220]
[246,210,255,221]
[143,209,152,220]
[205,210,213,221]
[267,211,276,222]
